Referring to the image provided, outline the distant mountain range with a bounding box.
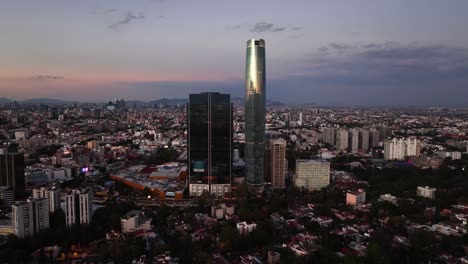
[0,97,286,106]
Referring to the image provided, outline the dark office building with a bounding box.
[188,92,232,197]
[0,149,25,199]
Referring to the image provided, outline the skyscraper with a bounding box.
[188,92,232,197]
[245,39,266,185]
[0,148,25,199]
[270,139,286,189]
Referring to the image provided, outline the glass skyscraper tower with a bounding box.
[245,39,266,185]
[188,92,232,197]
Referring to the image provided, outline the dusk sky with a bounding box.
[1,0,468,106]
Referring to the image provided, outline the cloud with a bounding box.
[109,12,145,30]
[295,42,468,80]
[250,22,286,33]
[226,24,243,30]
[33,75,65,80]
[274,42,468,106]
[226,22,301,33]
[92,9,116,15]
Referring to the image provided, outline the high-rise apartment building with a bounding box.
[12,198,49,238]
[406,138,421,157]
[188,92,232,197]
[269,139,286,189]
[33,186,61,213]
[245,39,266,185]
[384,138,421,160]
[336,129,349,151]
[349,129,359,153]
[298,113,303,126]
[65,188,93,227]
[295,160,330,191]
[358,129,370,152]
[369,128,380,148]
[321,127,336,145]
[0,148,25,199]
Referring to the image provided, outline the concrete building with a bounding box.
[406,138,421,157]
[298,113,303,126]
[437,151,462,160]
[384,138,421,160]
[358,129,369,152]
[33,186,61,213]
[65,188,93,227]
[120,210,152,233]
[336,129,349,151]
[237,221,257,235]
[321,127,336,145]
[369,128,380,148]
[379,194,397,204]
[417,186,436,199]
[349,129,359,153]
[295,160,330,191]
[346,189,366,206]
[12,198,49,238]
[270,139,286,189]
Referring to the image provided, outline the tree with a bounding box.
[366,242,391,264]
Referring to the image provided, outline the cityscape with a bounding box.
[1,1,468,264]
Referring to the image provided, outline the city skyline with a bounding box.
[1,0,468,106]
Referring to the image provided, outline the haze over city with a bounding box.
[1,0,468,106]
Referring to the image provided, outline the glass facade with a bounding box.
[245,39,266,185]
[188,93,232,190]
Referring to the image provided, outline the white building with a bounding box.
[437,151,462,160]
[65,188,93,227]
[384,138,421,160]
[379,194,397,204]
[417,186,436,199]
[33,186,61,213]
[237,221,257,235]
[298,113,303,126]
[406,138,421,157]
[295,160,330,191]
[346,189,366,206]
[120,210,152,233]
[12,198,49,238]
